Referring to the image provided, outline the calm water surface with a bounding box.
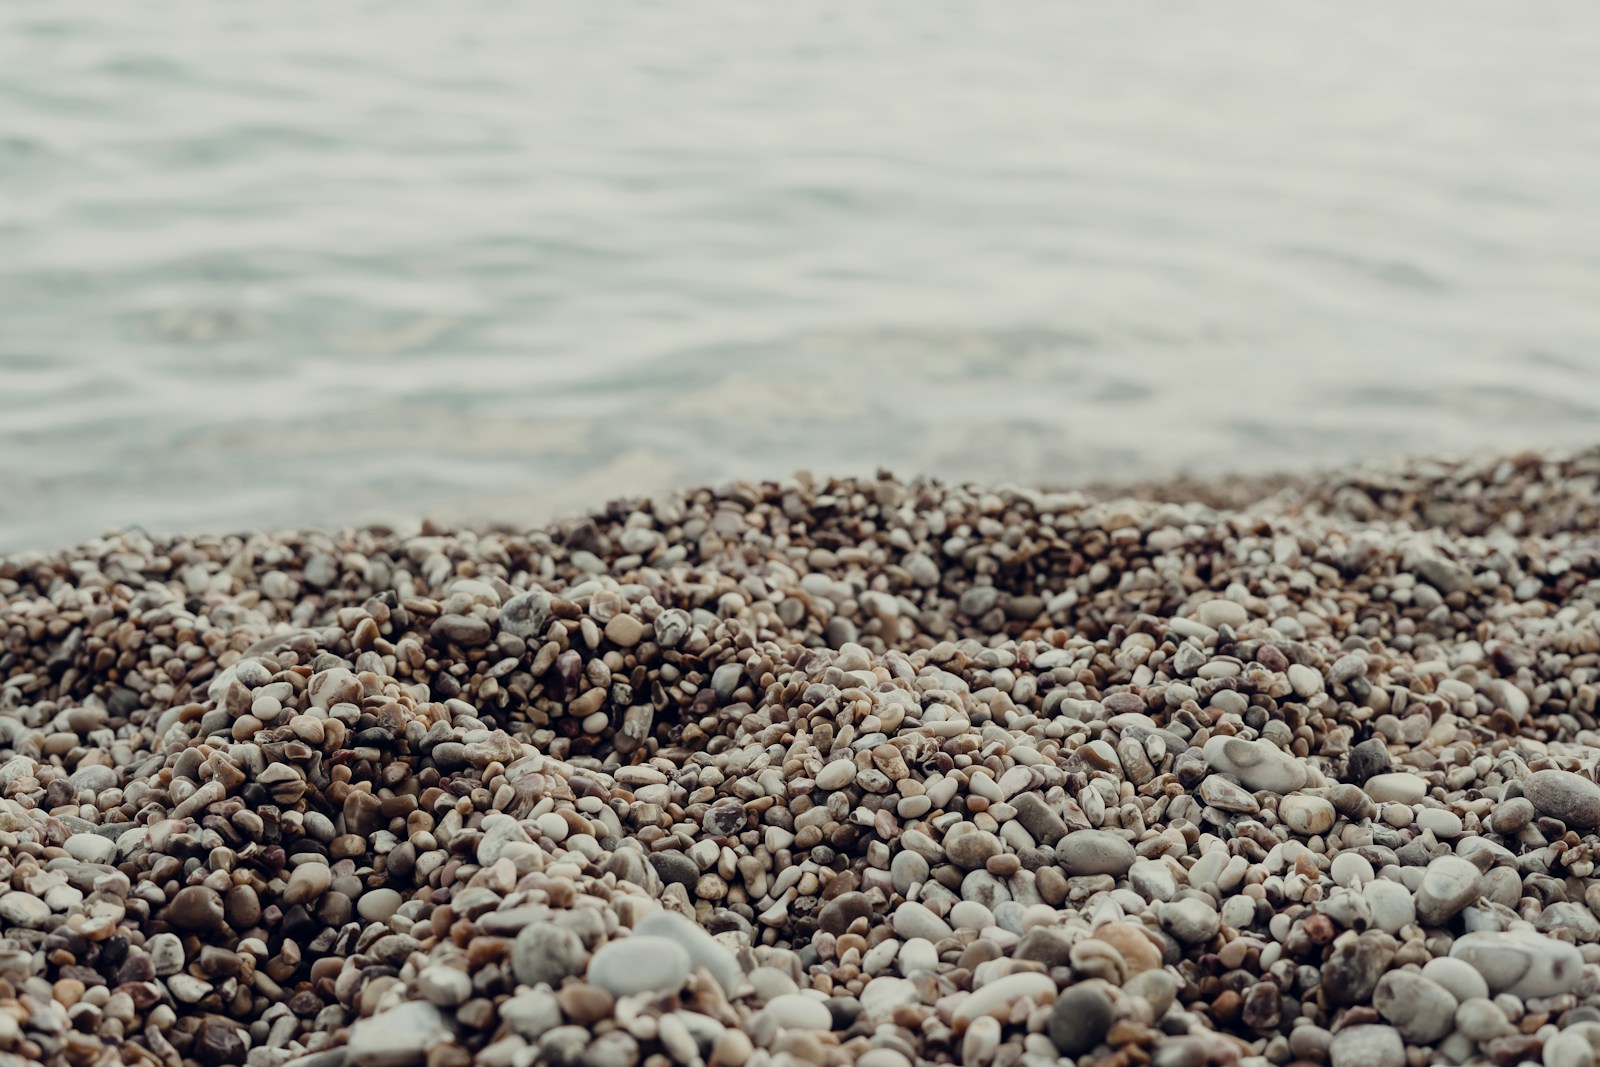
[4,2,1600,550]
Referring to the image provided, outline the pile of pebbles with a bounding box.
[5,446,1600,1067]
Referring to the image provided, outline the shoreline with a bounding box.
[3,443,1600,1066]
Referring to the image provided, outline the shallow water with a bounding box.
[4,2,1600,551]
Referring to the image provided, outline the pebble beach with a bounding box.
[5,445,1600,1067]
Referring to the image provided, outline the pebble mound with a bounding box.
[4,446,1600,1067]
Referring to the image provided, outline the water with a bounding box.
[4,2,1600,552]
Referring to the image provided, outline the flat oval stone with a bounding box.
[1364,773,1427,805]
[1523,769,1600,830]
[764,993,832,1031]
[815,760,857,791]
[1058,830,1136,877]
[586,936,690,996]
[1449,930,1584,998]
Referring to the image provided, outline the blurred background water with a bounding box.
[3,2,1599,551]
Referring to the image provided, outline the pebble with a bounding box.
[586,936,691,996]
[1329,1024,1404,1067]
[0,893,49,927]
[514,924,588,988]
[1524,769,1600,830]
[632,911,741,994]
[764,994,832,1031]
[1373,970,1458,1043]
[1278,794,1336,836]
[1057,830,1136,876]
[1202,736,1307,793]
[1545,1031,1597,1067]
[346,1002,451,1066]
[62,832,117,865]
[358,888,404,923]
[952,972,1058,1024]
[1365,772,1427,804]
[1163,898,1220,943]
[815,760,857,791]
[1421,956,1490,1003]
[1048,982,1114,1055]
[1414,855,1482,925]
[892,901,954,942]
[1195,598,1248,629]
[1450,931,1586,998]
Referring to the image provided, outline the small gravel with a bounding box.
[5,446,1600,1066]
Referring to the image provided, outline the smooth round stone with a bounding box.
[892,851,930,895]
[1454,998,1510,1042]
[1373,971,1457,1043]
[1129,860,1178,902]
[859,977,920,1019]
[63,833,117,865]
[1331,853,1375,888]
[603,613,646,647]
[815,760,857,791]
[586,936,690,996]
[358,888,404,923]
[1163,898,1221,943]
[948,900,991,931]
[818,892,873,937]
[1544,1030,1596,1067]
[1278,795,1336,836]
[284,863,331,906]
[897,938,939,975]
[0,893,49,927]
[1330,1025,1403,1067]
[515,924,588,988]
[1421,957,1490,1003]
[1490,796,1535,834]
[1048,982,1114,1055]
[534,812,569,843]
[1058,830,1136,877]
[1524,769,1600,830]
[1201,736,1307,793]
[1415,808,1463,838]
[1195,599,1249,630]
[765,993,832,1031]
[167,886,225,933]
[893,901,953,942]
[953,972,1057,1024]
[1365,773,1427,804]
[67,764,118,794]
[632,911,741,995]
[749,967,798,1003]
[1414,855,1482,925]
[947,830,1002,870]
[1449,931,1585,998]
[1362,880,1416,935]
[1091,922,1163,975]
[1287,663,1324,698]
